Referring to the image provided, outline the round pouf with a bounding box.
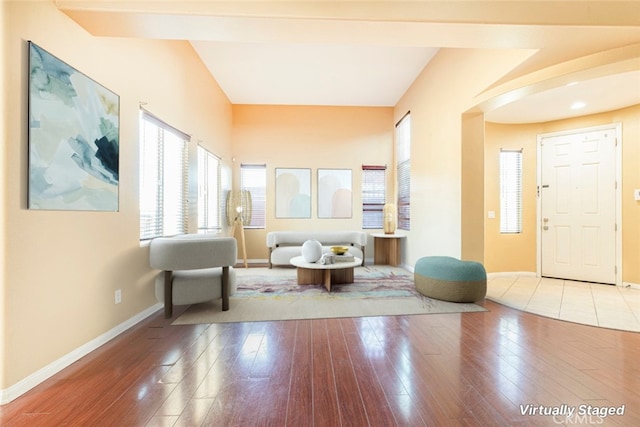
[414,256,487,302]
[301,239,323,263]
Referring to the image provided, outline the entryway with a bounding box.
[537,124,621,285]
[486,274,640,331]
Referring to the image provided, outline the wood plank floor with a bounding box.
[1,300,639,426]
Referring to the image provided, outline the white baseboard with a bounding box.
[0,303,163,405]
[487,271,537,278]
[624,282,640,290]
[244,258,269,265]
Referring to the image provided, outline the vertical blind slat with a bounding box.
[139,112,189,240]
[198,146,221,232]
[396,114,411,231]
[362,166,386,229]
[241,164,266,228]
[500,150,523,233]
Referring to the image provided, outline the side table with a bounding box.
[371,233,406,266]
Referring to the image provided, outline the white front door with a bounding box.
[540,127,617,284]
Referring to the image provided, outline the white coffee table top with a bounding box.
[290,256,362,270]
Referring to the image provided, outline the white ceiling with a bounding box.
[58,1,640,124]
[190,41,439,107]
[484,70,640,123]
[190,40,640,123]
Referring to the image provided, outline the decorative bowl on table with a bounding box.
[330,246,349,255]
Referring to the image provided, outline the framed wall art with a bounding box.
[317,168,352,218]
[28,41,120,211]
[275,168,311,218]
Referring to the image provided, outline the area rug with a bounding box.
[172,265,487,325]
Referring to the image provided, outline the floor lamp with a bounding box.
[227,190,251,268]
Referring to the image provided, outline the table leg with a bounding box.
[330,267,354,284]
[295,266,355,292]
[323,269,331,292]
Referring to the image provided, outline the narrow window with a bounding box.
[139,110,189,241]
[500,149,523,233]
[396,112,411,230]
[362,165,386,229]
[197,146,221,232]
[240,164,266,228]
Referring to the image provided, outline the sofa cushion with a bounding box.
[267,231,367,248]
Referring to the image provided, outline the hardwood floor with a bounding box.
[1,300,639,426]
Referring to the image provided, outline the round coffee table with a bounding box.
[290,255,362,292]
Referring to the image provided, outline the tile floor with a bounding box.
[487,274,640,332]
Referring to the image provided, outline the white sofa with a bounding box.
[266,231,367,268]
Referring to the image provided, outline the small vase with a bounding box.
[301,240,323,262]
[383,203,396,234]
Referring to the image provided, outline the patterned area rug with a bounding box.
[172,265,487,324]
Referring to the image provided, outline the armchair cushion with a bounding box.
[154,267,237,305]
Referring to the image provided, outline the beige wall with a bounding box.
[461,113,486,263]
[2,1,233,390]
[0,0,7,395]
[483,122,539,273]
[484,105,640,284]
[231,105,394,262]
[394,48,536,267]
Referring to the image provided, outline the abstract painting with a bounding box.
[318,168,352,218]
[275,168,311,218]
[28,41,120,211]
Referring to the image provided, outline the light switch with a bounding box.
[488,211,496,219]
[634,189,640,201]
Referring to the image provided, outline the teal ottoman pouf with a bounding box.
[414,256,487,303]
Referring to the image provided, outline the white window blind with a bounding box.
[362,165,386,229]
[241,164,266,228]
[139,111,189,241]
[396,112,411,231]
[500,149,523,234]
[197,146,221,232]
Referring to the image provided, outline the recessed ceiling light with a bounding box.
[570,101,586,110]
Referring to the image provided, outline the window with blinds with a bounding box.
[139,111,189,241]
[362,165,386,229]
[197,146,221,233]
[241,164,266,228]
[396,112,411,231]
[499,149,523,234]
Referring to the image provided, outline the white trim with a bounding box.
[487,271,537,278]
[0,303,162,405]
[536,123,622,286]
[624,282,640,290]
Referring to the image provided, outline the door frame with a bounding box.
[536,123,622,286]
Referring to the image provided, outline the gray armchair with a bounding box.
[149,234,237,318]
